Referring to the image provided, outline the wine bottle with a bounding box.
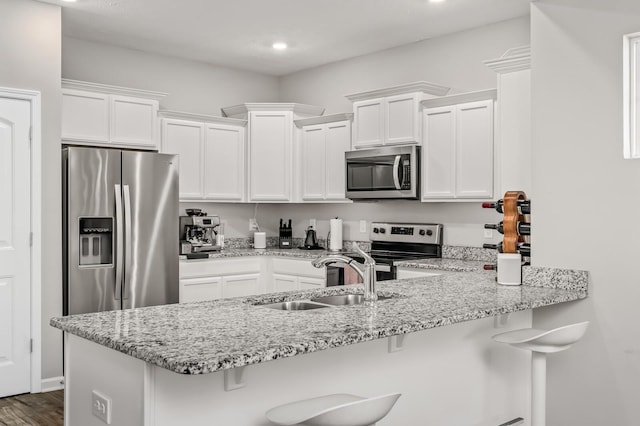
[482,199,531,214]
[483,242,531,256]
[484,221,531,236]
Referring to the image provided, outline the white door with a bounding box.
[300,124,326,201]
[0,96,32,397]
[161,119,204,200]
[385,93,420,145]
[249,111,292,201]
[422,106,456,200]
[352,98,384,148]
[222,273,261,298]
[324,121,351,201]
[203,123,245,201]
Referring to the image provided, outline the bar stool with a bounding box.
[492,321,589,426]
[266,392,401,426]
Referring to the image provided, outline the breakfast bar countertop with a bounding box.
[50,264,589,375]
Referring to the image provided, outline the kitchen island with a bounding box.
[51,264,588,426]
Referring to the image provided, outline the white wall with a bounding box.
[531,2,640,425]
[279,16,530,113]
[63,36,279,115]
[0,0,62,385]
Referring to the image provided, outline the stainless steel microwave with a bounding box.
[345,145,420,200]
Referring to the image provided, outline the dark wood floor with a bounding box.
[0,391,63,426]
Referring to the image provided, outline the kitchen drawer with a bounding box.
[272,257,324,278]
[179,257,263,278]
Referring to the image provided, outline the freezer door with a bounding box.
[63,147,122,315]
[121,151,179,309]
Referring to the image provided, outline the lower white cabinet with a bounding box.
[179,256,326,303]
[222,273,261,298]
[180,276,223,303]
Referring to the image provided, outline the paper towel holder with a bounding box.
[328,217,343,252]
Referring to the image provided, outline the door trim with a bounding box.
[0,87,42,392]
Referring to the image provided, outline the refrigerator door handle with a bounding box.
[123,184,133,300]
[114,184,123,300]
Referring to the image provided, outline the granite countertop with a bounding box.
[50,266,588,375]
[180,247,341,261]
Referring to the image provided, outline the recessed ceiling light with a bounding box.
[272,42,288,50]
[429,0,446,3]
[61,0,77,2]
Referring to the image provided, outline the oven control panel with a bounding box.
[370,222,442,244]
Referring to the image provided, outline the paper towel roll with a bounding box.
[329,218,343,252]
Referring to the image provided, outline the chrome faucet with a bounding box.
[312,242,377,302]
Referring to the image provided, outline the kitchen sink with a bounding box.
[259,301,331,311]
[310,294,393,306]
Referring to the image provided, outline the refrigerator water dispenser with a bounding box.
[78,217,113,267]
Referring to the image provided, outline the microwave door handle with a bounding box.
[114,184,123,300]
[392,155,402,190]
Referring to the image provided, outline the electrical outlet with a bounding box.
[249,218,258,231]
[359,220,367,233]
[92,390,111,424]
[309,219,316,229]
[484,229,493,239]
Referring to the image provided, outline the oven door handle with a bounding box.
[375,264,391,273]
[392,155,402,190]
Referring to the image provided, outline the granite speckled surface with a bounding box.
[51,268,588,375]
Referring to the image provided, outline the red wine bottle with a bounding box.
[484,221,531,236]
[483,242,531,256]
[482,199,531,215]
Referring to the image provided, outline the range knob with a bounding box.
[379,228,386,234]
[373,228,379,234]
[419,229,426,236]
[426,229,433,236]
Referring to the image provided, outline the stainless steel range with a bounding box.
[326,222,443,285]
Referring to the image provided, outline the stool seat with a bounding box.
[266,392,401,426]
[492,321,589,353]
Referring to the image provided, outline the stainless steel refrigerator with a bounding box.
[62,146,179,315]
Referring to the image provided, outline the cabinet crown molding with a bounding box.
[221,103,325,118]
[483,45,531,74]
[158,109,247,126]
[61,79,168,100]
[294,113,354,128]
[345,81,451,102]
[420,89,497,108]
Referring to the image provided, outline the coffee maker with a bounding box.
[179,214,221,254]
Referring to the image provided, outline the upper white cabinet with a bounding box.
[346,81,450,149]
[222,103,325,202]
[421,90,497,201]
[61,79,166,150]
[160,111,247,202]
[294,114,353,202]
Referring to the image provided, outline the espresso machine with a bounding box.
[179,213,221,254]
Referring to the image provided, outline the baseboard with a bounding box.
[41,376,65,392]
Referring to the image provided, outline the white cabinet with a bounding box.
[271,258,326,292]
[179,257,265,303]
[222,103,326,203]
[61,79,165,150]
[421,90,496,201]
[346,81,451,149]
[160,111,247,202]
[180,276,223,303]
[295,114,353,202]
[249,111,292,201]
[222,273,261,298]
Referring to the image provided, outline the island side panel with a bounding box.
[150,311,532,426]
[64,333,146,426]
